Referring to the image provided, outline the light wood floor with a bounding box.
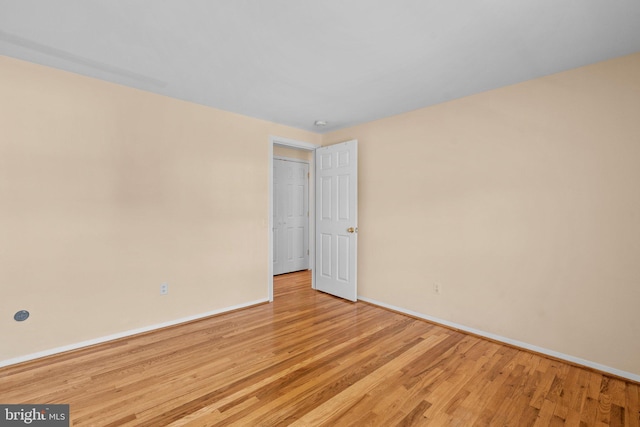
[1,271,638,426]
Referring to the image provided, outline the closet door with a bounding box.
[273,159,309,275]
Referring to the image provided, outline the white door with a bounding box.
[273,159,309,275]
[315,140,358,301]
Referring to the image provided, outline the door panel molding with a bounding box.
[315,139,358,302]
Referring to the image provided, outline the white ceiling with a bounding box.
[1,1,639,133]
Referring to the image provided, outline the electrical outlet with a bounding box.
[160,283,169,295]
[434,282,441,294]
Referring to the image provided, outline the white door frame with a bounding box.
[268,136,320,302]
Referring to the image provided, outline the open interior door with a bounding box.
[315,140,358,301]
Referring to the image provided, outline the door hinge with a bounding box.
[307,172,310,178]
[307,249,310,255]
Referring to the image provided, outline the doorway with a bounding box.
[268,136,320,301]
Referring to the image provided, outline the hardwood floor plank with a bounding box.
[625,383,640,427]
[289,333,456,426]
[583,396,602,426]
[599,392,614,425]
[396,400,432,426]
[531,366,562,409]
[1,270,638,426]
[534,398,558,427]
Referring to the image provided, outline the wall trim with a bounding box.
[358,296,640,383]
[0,298,268,369]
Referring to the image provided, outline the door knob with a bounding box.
[347,227,358,233]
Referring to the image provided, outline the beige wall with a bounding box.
[273,145,312,161]
[324,53,640,376]
[3,51,640,377]
[0,56,320,361]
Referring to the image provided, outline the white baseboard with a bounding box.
[358,296,640,383]
[0,298,268,369]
